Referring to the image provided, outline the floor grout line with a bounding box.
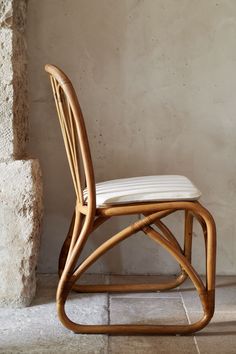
[180,290,201,354]
[183,310,236,313]
[108,294,111,326]
[107,275,111,354]
[109,296,180,299]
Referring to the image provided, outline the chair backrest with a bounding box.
[45,64,96,212]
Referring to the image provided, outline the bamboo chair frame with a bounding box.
[45,64,216,335]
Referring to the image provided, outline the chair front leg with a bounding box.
[58,210,75,276]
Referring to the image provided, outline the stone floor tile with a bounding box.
[188,312,236,354]
[110,296,188,325]
[0,274,108,354]
[33,273,108,306]
[0,335,107,354]
[180,276,236,313]
[1,274,236,353]
[109,336,198,354]
[65,293,108,325]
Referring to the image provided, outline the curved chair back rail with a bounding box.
[45,64,96,215]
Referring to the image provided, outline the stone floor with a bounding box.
[0,275,236,354]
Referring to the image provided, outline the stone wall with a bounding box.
[0,0,43,307]
[0,0,28,159]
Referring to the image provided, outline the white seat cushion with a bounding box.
[83,175,201,207]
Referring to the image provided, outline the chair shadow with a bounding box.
[195,320,236,336]
[177,279,236,336]
[180,280,236,292]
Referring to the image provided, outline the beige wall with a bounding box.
[27,0,236,274]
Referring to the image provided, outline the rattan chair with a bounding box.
[45,64,216,335]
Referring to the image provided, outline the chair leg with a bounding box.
[184,210,193,263]
[58,211,75,276]
[56,202,216,335]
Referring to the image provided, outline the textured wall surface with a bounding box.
[0,0,43,306]
[0,160,42,306]
[0,0,28,160]
[27,0,236,274]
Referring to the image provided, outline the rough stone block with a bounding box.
[0,0,28,161]
[0,0,13,28]
[0,159,43,307]
[0,0,27,31]
[0,28,14,159]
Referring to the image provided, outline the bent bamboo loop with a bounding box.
[45,64,216,335]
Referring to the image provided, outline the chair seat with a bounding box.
[84,175,201,207]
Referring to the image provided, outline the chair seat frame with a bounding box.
[45,64,216,335]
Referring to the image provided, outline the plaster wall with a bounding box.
[27,0,236,274]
